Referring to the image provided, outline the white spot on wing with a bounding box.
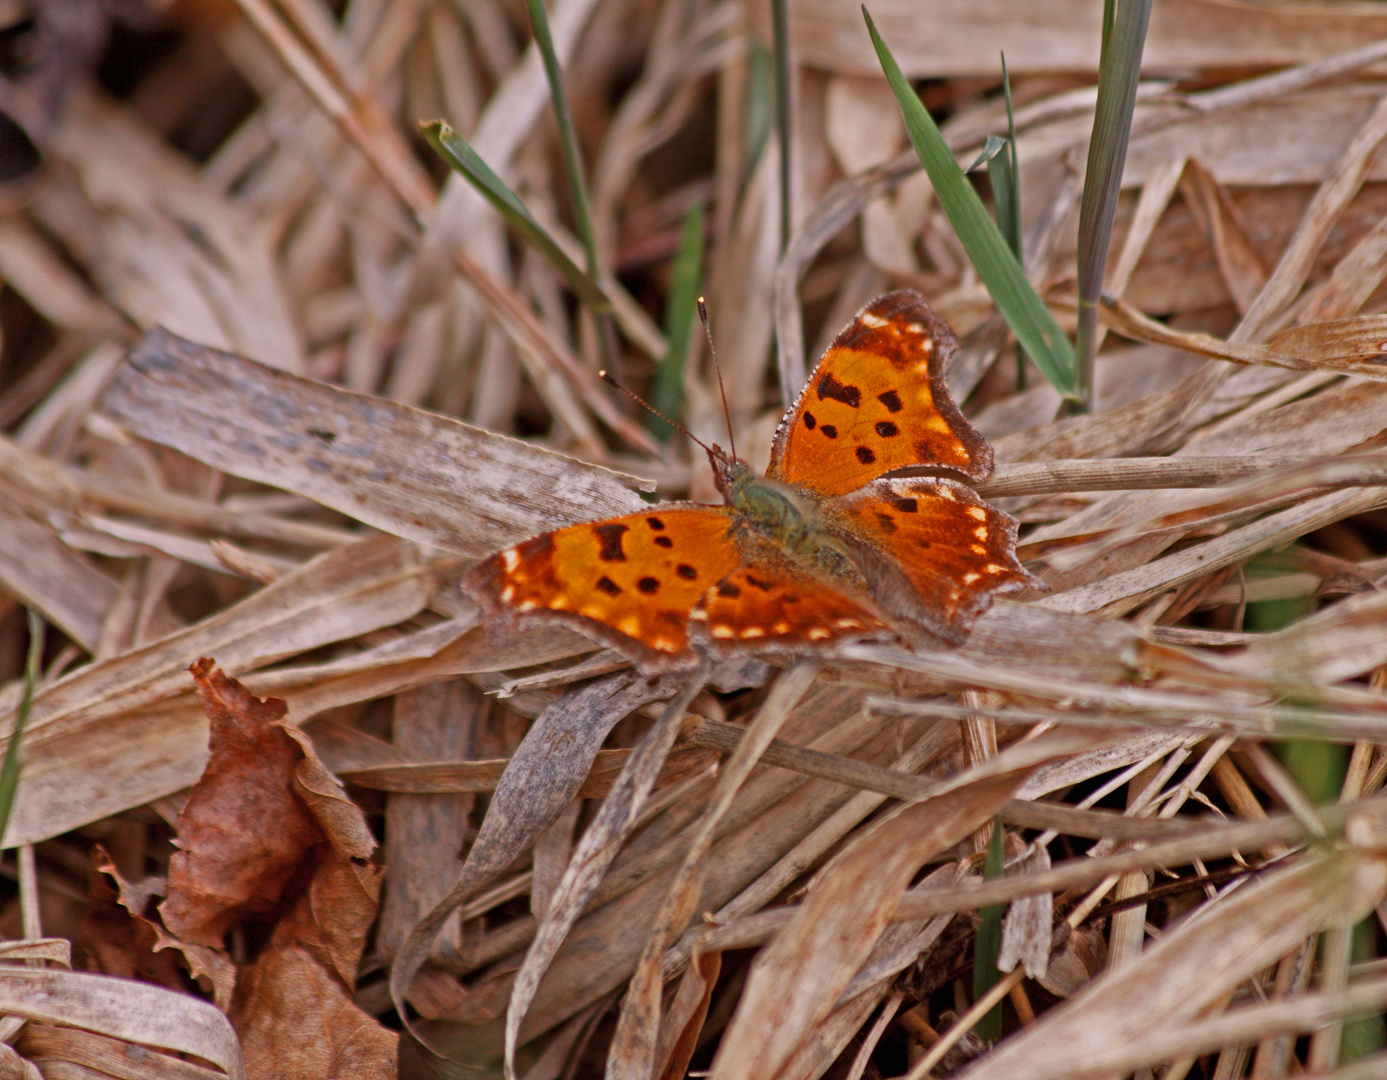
[500,584,515,602]
[967,506,987,521]
[741,626,766,639]
[518,599,538,612]
[861,312,888,328]
[502,548,520,571]
[711,625,735,639]
[807,627,831,641]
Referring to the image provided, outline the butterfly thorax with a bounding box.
[710,446,864,588]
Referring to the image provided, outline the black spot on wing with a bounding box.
[716,581,741,598]
[817,372,862,407]
[878,390,902,413]
[803,411,817,430]
[855,446,876,465]
[676,564,697,579]
[743,574,775,592]
[596,576,621,596]
[874,512,897,533]
[875,421,899,437]
[594,523,629,561]
[820,424,838,439]
[646,516,666,530]
[637,577,660,594]
[891,497,919,513]
[654,535,674,548]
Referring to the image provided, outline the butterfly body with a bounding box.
[466,291,1040,674]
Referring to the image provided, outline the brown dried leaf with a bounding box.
[231,874,397,1080]
[161,659,321,947]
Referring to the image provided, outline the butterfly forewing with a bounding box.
[465,506,741,670]
[825,478,1038,642]
[690,561,892,660]
[767,291,992,498]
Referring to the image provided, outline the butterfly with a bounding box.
[465,290,1039,674]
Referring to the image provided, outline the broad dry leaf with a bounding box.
[775,0,1387,76]
[391,671,681,1028]
[0,968,243,1080]
[232,863,396,1080]
[100,328,648,556]
[960,826,1387,1080]
[1,535,436,846]
[707,770,1023,1080]
[161,659,323,947]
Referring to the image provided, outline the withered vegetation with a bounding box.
[0,2,1386,1079]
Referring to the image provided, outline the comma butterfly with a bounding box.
[466,290,1039,674]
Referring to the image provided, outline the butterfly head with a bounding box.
[706,443,752,502]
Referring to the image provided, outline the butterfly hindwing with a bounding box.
[690,560,892,661]
[464,506,741,671]
[823,477,1038,643]
[767,291,993,498]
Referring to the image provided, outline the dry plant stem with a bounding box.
[388,671,678,1034]
[1234,89,1387,344]
[234,0,663,456]
[684,718,1198,840]
[999,980,1387,1080]
[846,992,905,1080]
[503,664,711,1080]
[695,799,1380,953]
[608,661,821,1080]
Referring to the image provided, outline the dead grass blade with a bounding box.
[959,819,1387,1080]
[609,661,821,1080]
[2,535,436,845]
[389,671,680,1034]
[100,329,648,556]
[0,968,243,1080]
[706,769,1024,1080]
[502,667,710,1079]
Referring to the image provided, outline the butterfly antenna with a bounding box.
[699,296,736,461]
[598,370,717,457]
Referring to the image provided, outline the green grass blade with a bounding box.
[650,202,705,442]
[0,611,43,847]
[744,41,775,174]
[423,120,610,313]
[1075,0,1152,410]
[864,7,1078,399]
[975,136,1021,261]
[771,0,792,252]
[997,55,1023,262]
[524,0,600,278]
[973,819,1006,1043]
[1000,54,1027,390]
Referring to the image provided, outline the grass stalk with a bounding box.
[1074,0,1153,411]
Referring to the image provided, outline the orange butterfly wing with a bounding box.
[767,290,992,498]
[823,478,1038,643]
[690,560,892,661]
[465,506,741,672]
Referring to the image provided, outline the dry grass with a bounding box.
[1,1,1387,1078]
